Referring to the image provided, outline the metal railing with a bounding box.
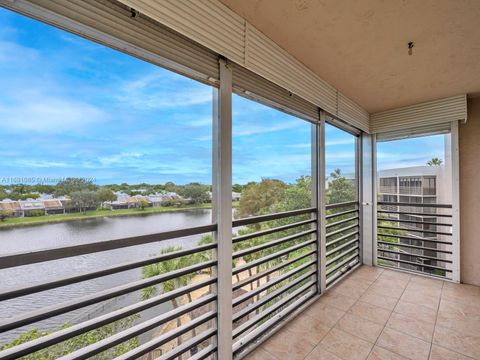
[325,201,361,286]
[377,201,453,279]
[230,207,318,357]
[0,203,364,359]
[0,224,218,360]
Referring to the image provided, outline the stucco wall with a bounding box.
[459,97,480,286]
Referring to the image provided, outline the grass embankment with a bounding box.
[0,202,239,229]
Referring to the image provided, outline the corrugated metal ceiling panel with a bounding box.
[118,0,246,65]
[0,0,220,81]
[371,95,467,133]
[231,63,319,123]
[337,92,369,132]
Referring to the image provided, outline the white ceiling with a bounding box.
[219,0,480,113]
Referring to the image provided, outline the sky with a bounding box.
[0,8,445,186]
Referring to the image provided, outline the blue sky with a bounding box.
[0,9,445,186]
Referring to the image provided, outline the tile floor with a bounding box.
[244,266,480,360]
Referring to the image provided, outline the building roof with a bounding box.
[43,199,64,209]
[0,200,21,211]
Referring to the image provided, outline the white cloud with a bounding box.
[0,40,39,63]
[0,96,108,133]
[117,72,212,110]
[187,117,212,127]
[234,120,301,136]
[326,138,355,146]
[98,152,144,166]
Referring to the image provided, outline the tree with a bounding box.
[427,157,443,166]
[97,188,117,203]
[55,178,98,197]
[141,246,200,348]
[69,190,100,214]
[326,169,355,204]
[176,183,209,205]
[0,317,139,359]
[232,184,244,193]
[139,199,149,210]
[236,179,286,219]
[0,209,12,221]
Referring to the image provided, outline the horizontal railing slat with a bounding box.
[377,248,453,264]
[233,269,316,323]
[378,256,453,272]
[0,278,216,360]
[114,313,216,360]
[377,217,452,227]
[377,201,452,209]
[377,232,452,245]
[377,225,452,236]
[232,207,316,227]
[232,261,316,307]
[232,218,315,244]
[232,280,316,339]
[56,294,216,360]
[0,243,216,302]
[232,239,316,276]
[232,229,315,259]
[232,250,315,292]
[0,224,217,269]
[0,260,216,333]
[325,201,358,210]
[377,240,452,254]
[377,209,452,218]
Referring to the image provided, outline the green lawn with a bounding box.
[0,202,240,229]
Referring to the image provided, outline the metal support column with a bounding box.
[451,120,461,283]
[318,111,327,292]
[360,132,376,266]
[213,57,233,359]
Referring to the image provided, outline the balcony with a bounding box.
[0,0,480,359]
[245,266,480,360]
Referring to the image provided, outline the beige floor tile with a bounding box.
[433,324,480,359]
[287,313,331,345]
[335,313,383,343]
[304,301,346,327]
[305,346,343,360]
[360,289,399,311]
[244,348,278,360]
[320,328,373,360]
[437,300,480,337]
[353,265,384,280]
[379,270,412,282]
[331,281,368,300]
[368,282,405,299]
[439,297,480,317]
[442,283,480,306]
[377,327,431,360]
[429,345,475,360]
[400,289,440,310]
[406,282,442,298]
[348,301,392,325]
[386,312,435,342]
[409,275,444,289]
[341,276,374,291]
[367,346,409,360]
[318,291,358,312]
[394,300,438,324]
[262,328,317,360]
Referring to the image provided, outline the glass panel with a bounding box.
[0,8,215,356]
[325,123,357,205]
[376,133,453,278]
[231,94,316,344]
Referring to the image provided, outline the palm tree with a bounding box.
[427,157,443,166]
[141,246,198,347]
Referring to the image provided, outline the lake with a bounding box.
[0,209,214,345]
